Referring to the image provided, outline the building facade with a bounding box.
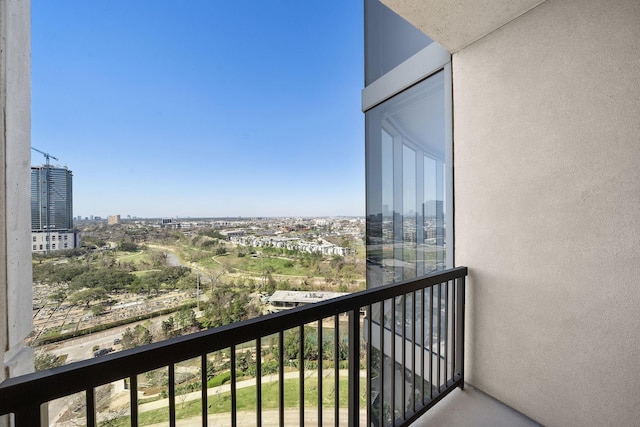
[31,166,73,231]
[30,166,80,253]
[366,0,640,426]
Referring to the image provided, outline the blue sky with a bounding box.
[32,1,364,218]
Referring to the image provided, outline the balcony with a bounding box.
[0,267,467,426]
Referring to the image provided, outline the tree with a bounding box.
[34,352,64,371]
[91,304,105,316]
[118,241,139,252]
[69,287,107,308]
[121,324,152,349]
[161,316,175,337]
[175,307,197,330]
[283,326,319,362]
[49,289,67,305]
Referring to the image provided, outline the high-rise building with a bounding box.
[31,166,73,231]
[30,165,80,252]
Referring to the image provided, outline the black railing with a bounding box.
[0,267,466,427]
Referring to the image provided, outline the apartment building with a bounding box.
[30,165,80,253]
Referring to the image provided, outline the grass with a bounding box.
[102,376,367,426]
[116,251,150,265]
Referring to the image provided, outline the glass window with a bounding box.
[366,70,450,287]
[364,0,433,85]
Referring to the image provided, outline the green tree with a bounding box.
[161,316,175,337]
[69,287,107,308]
[121,324,152,349]
[91,304,105,316]
[175,307,197,330]
[49,289,67,305]
[118,241,139,252]
[34,352,64,371]
[283,326,319,362]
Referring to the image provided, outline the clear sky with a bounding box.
[32,1,364,219]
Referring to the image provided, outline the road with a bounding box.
[43,312,177,363]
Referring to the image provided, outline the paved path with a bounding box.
[147,408,366,427]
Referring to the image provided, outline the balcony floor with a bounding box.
[414,384,542,427]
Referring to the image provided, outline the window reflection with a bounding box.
[366,70,449,287]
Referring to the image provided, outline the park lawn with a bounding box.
[115,251,150,266]
[222,255,311,277]
[105,376,366,426]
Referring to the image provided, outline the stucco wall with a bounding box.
[453,0,640,425]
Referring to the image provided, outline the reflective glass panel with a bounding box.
[366,70,449,288]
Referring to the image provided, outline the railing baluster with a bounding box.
[451,279,456,385]
[445,280,449,385]
[130,374,138,426]
[201,354,208,427]
[14,403,42,427]
[86,387,96,427]
[391,296,396,423]
[420,289,425,407]
[169,364,176,427]
[437,283,442,393]
[379,301,385,427]
[299,325,305,427]
[230,344,237,427]
[411,290,416,414]
[401,294,406,420]
[348,309,360,427]
[318,319,323,427]
[256,337,262,427]
[429,285,433,401]
[279,331,285,427]
[366,305,371,427]
[334,314,340,426]
[457,275,466,388]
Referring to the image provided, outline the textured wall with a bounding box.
[453,0,640,425]
[381,0,544,52]
[0,0,33,385]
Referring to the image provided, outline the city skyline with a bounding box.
[31,1,365,219]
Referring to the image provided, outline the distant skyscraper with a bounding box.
[31,166,80,252]
[31,166,73,231]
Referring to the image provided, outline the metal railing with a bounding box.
[0,266,466,427]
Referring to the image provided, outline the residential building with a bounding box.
[0,1,639,427]
[30,165,80,253]
[107,215,121,225]
[30,166,73,231]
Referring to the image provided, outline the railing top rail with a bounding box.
[0,266,466,414]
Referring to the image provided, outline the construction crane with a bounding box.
[31,147,59,253]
